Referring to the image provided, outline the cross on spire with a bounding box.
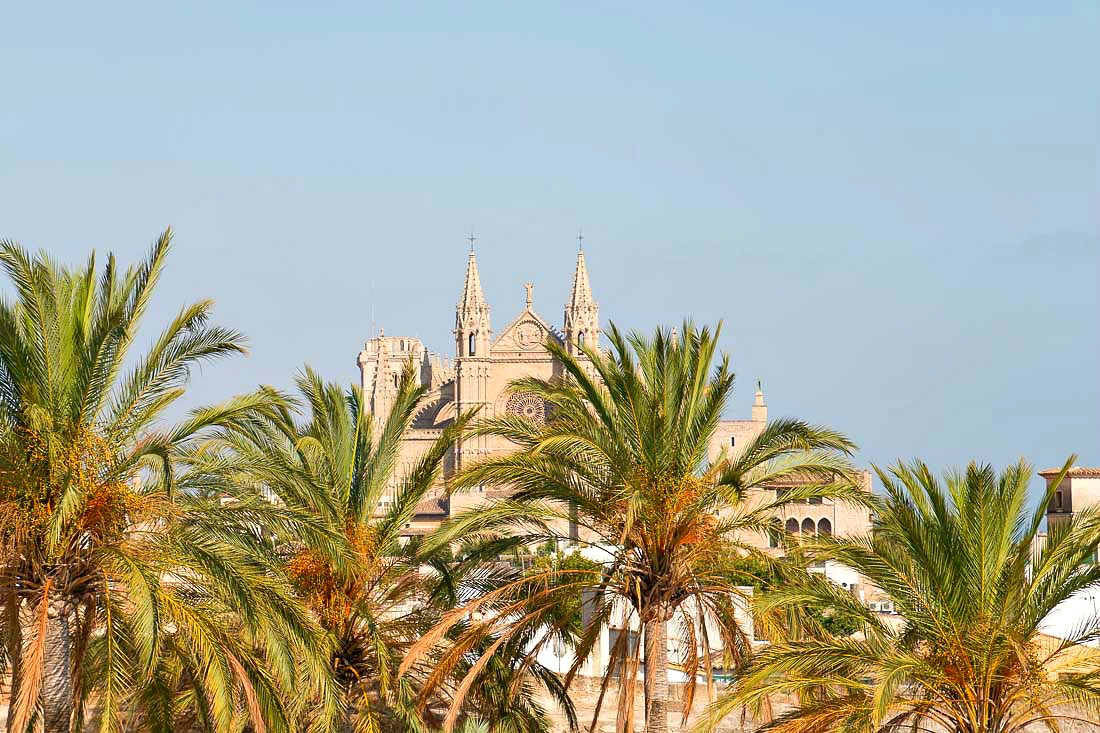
[576,230,584,251]
[524,282,534,307]
[466,233,477,252]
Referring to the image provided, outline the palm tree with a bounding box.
[404,323,866,733]
[452,624,576,733]
[452,720,490,733]
[704,457,1100,733]
[0,231,337,732]
[428,544,586,733]
[192,363,477,732]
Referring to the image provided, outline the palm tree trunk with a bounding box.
[5,591,23,733]
[41,602,76,733]
[15,598,76,733]
[643,617,669,733]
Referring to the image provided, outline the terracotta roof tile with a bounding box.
[413,497,448,516]
[1039,467,1100,478]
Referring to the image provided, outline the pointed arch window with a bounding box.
[468,333,476,356]
[817,518,832,536]
[785,518,799,534]
[801,518,816,535]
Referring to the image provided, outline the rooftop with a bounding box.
[1039,467,1100,479]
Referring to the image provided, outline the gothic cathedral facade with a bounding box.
[355,247,871,544]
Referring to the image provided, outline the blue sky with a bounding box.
[1,2,1097,482]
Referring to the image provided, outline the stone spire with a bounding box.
[455,249,491,357]
[458,250,486,311]
[564,247,600,356]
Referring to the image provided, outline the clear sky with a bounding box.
[2,2,1097,484]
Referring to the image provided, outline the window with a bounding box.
[818,518,832,536]
[468,333,476,355]
[801,518,816,535]
[577,330,585,345]
[1056,491,1064,510]
[392,373,399,387]
[808,496,822,505]
[608,630,640,678]
[785,518,799,534]
[730,436,736,447]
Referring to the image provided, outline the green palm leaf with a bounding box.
[704,455,1100,733]
[411,321,862,733]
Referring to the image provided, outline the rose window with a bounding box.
[505,392,548,427]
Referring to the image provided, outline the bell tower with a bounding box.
[454,239,493,470]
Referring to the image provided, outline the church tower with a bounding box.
[454,247,493,470]
[371,331,397,426]
[455,249,491,357]
[356,327,410,430]
[563,245,600,356]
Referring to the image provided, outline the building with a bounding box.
[1035,466,1100,653]
[1043,466,1100,531]
[357,245,598,535]
[1033,466,1100,564]
[356,245,872,542]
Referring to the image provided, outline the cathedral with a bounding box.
[356,246,871,543]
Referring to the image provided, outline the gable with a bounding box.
[491,308,564,356]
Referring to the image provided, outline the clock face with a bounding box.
[514,321,541,348]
